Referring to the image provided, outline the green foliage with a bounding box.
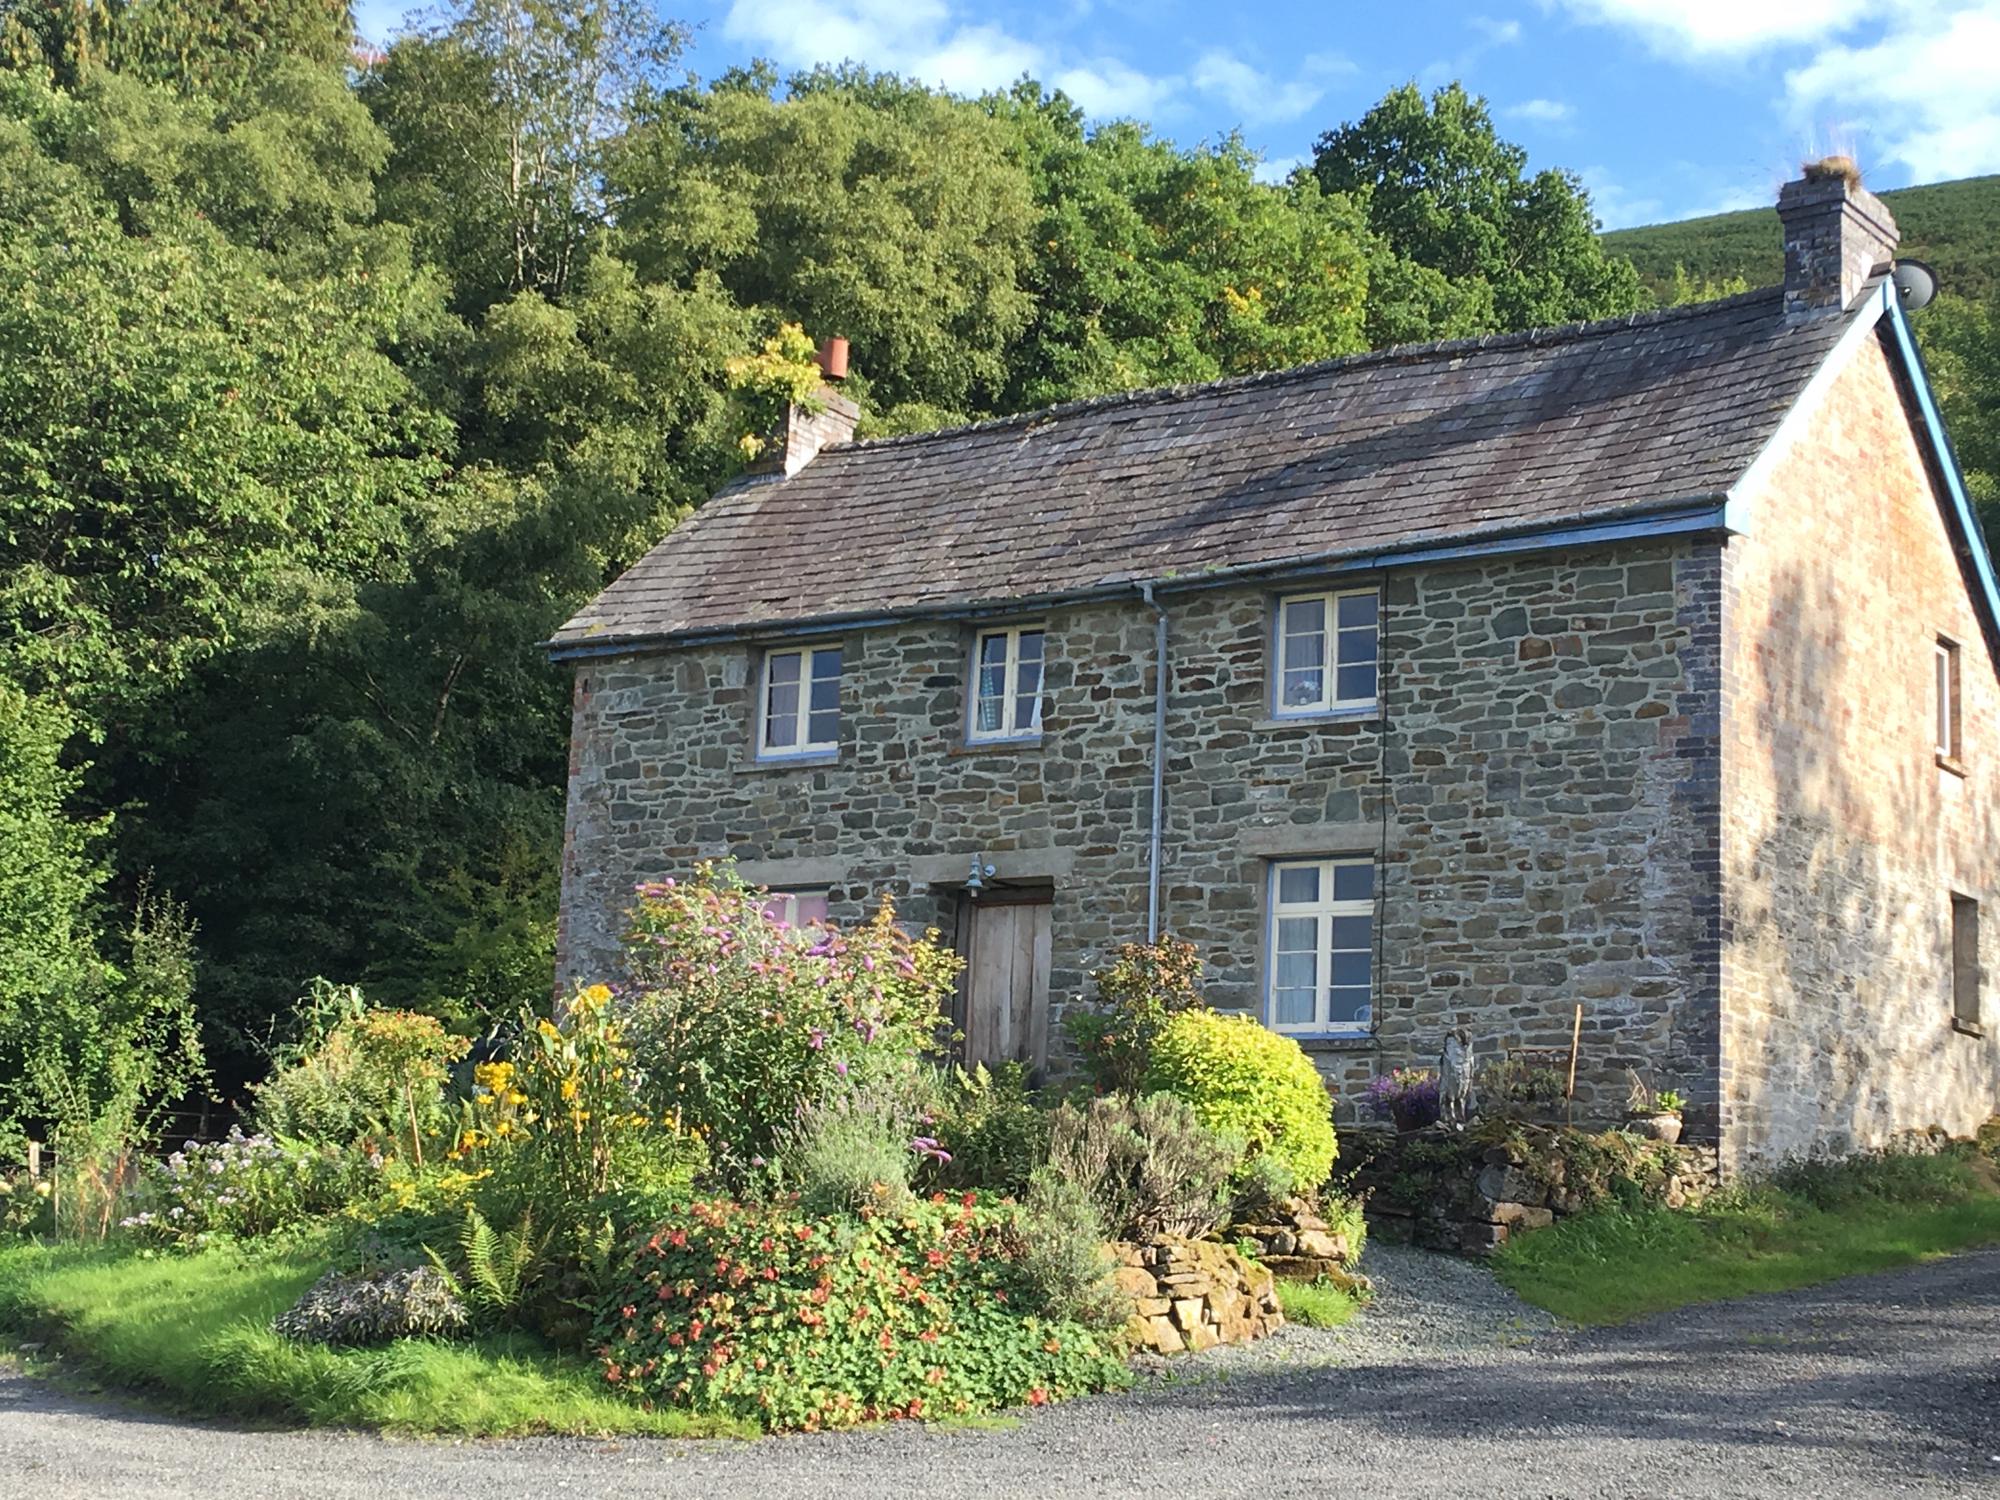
[1919,293,2000,540]
[1313,82,1646,344]
[1144,1011,1337,1196]
[1013,1167,1126,1331]
[1045,1092,1240,1241]
[120,1127,377,1249]
[424,1206,546,1329]
[918,1062,1050,1196]
[726,321,826,460]
[1272,1277,1363,1329]
[594,1195,1128,1429]
[1478,1056,1567,1119]
[0,1169,53,1238]
[618,866,959,1183]
[774,1083,920,1217]
[1665,263,1749,306]
[1064,933,1208,1093]
[1496,1143,2000,1325]
[274,1263,470,1345]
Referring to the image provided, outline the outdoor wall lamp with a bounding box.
[965,855,997,895]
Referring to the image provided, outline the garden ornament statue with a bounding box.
[1438,1027,1476,1127]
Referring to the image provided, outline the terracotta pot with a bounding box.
[1627,1112,1683,1145]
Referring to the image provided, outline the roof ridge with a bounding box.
[844,285,1784,454]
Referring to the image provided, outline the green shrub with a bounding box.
[1145,1011,1336,1195]
[1013,1168,1125,1330]
[1063,935,1207,1092]
[775,1083,921,1216]
[1047,1092,1240,1240]
[423,1207,546,1331]
[118,1127,377,1249]
[0,1169,52,1239]
[273,1265,468,1346]
[1274,1277,1362,1329]
[618,866,960,1185]
[594,1196,1127,1430]
[918,1062,1050,1196]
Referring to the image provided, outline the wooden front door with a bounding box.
[957,894,1053,1074]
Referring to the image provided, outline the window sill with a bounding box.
[951,736,1044,756]
[1952,1016,1985,1038]
[735,753,840,775]
[1291,1034,1378,1052]
[1937,753,1968,779]
[1253,707,1382,733]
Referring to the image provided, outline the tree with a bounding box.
[0,0,350,99]
[1312,82,1645,344]
[1919,293,2000,545]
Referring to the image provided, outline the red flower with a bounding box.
[1027,1387,1048,1406]
[960,1191,976,1208]
[605,1363,621,1383]
[925,1250,946,1267]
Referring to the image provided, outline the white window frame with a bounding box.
[1272,588,1379,718]
[1936,635,1962,764]
[966,624,1046,743]
[1265,856,1376,1038]
[757,644,842,759]
[761,889,831,936]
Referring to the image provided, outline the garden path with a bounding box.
[2,1243,1995,1499]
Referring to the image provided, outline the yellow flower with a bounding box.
[561,1078,579,1101]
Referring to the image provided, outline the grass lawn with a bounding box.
[0,1240,748,1438]
[1494,1147,2000,1326]
[1272,1277,1363,1329]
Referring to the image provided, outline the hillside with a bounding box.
[1604,174,2000,305]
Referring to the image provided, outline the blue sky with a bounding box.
[351,1,2000,229]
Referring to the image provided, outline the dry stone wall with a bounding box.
[1110,1237,1282,1354]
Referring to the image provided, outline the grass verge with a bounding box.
[1273,1277,1363,1329]
[1494,1145,2000,1326]
[0,1240,749,1438]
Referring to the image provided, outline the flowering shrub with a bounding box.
[619,867,960,1182]
[594,1195,1126,1430]
[0,1169,53,1238]
[1145,1011,1337,1195]
[118,1127,378,1249]
[1046,1092,1240,1240]
[1364,1068,1440,1129]
[1063,935,1207,1093]
[273,1265,469,1345]
[917,1063,1049,1196]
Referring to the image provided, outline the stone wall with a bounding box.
[1346,1123,1720,1256]
[1718,333,2000,1169]
[557,540,1727,1128]
[1110,1237,1282,1354]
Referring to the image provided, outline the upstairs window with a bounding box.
[1936,636,1962,765]
[761,889,831,933]
[1267,857,1375,1037]
[969,625,1045,742]
[759,645,841,758]
[1953,893,1981,1034]
[1275,589,1378,716]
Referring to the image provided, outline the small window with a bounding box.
[968,625,1045,741]
[759,645,842,758]
[761,889,831,934]
[1267,856,1375,1036]
[1952,893,1981,1033]
[1275,589,1378,716]
[1936,636,1962,764]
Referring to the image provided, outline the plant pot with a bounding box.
[1626,1112,1683,1145]
[1390,1101,1432,1134]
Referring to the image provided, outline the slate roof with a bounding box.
[550,287,1856,654]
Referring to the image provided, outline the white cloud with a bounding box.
[1471,16,1524,44]
[1547,0,1875,56]
[1784,3,2000,180]
[1577,164,1664,229]
[1191,49,1335,125]
[1053,59,1179,119]
[1503,97,1575,124]
[1254,153,1309,185]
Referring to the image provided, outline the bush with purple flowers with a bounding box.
[118,1126,377,1249]
[619,866,961,1185]
[1364,1067,1440,1130]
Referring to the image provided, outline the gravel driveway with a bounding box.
[4,1243,1996,1500]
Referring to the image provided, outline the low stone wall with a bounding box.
[1226,1196,1368,1289]
[1111,1237,1283,1354]
[1345,1122,1720,1256]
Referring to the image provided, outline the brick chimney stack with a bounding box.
[1777,157,1899,320]
[776,389,859,476]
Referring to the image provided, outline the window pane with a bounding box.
[1336,626,1376,666]
[1335,663,1377,702]
[1017,630,1044,663]
[1337,592,1379,628]
[1282,668,1325,708]
[1331,951,1371,987]
[1276,916,1318,952]
[809,674,839,714]
[1275,952,1317,990]
[760,895,792,925]
[1014,661,1042,731]
[1330,915,1371,952]
[767,652,801,686]
[1283,598,1326,637]
[764,683,799,748]
[980,633,1009,668]
[978,662,1007,701]
[1275,988,1315,1026]
[1284,628,1326,672]
[1332,863,1373,902]
[807,708,839,745]
[793,893,830,926]
[1328,989,1372,1029]
[810,648,842,682]
[1276,865,1320,905]
[976,695,1004,733]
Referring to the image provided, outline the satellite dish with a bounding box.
[1893,259,1939,312]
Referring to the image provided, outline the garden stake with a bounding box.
[1566,1004,1582,1127]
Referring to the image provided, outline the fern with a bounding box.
[423,1206,544,1328]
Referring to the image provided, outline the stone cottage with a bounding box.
[549,166,2000,1170]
